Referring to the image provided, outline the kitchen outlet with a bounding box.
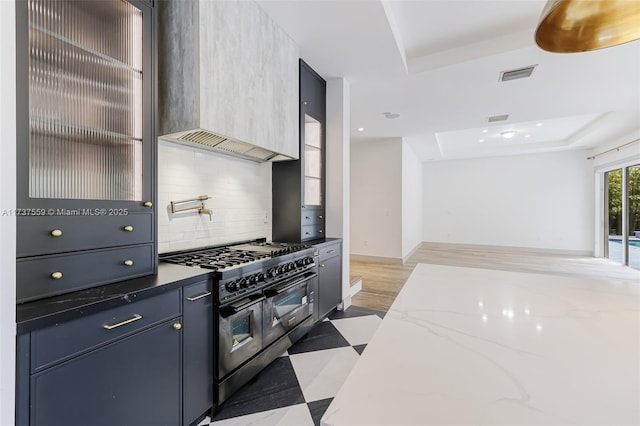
[263,213,269,223]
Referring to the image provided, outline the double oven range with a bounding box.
[160,239,318,405]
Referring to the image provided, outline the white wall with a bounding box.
[351,138,402,259]
[422,151,594,254]
[326,78,351,304]
[158,140,272,252]
[401,141,422,259]
[0,1,16,424]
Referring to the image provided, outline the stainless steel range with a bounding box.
[160,239,318,406]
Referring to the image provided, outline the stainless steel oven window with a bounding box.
[231,314,252,347]
[271,287,308,324]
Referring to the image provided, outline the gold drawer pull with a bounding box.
[143,201,153,208]
[187,291,212,301]
[123,225,134,232]
[104,314,143,330]
[319,229,323,233]
[123,260,134,267]
[305,216,311,219]
[173,323,182,330]
[50,229,63,237]
[318,215,324,219]
[51,271,63,280]
[320,264,325,268]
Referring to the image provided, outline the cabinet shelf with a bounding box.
[30,116,142,143]
[30,24,142,74]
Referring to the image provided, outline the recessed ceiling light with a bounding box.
[501,130,517,139]
[357,127,365,132]
[536,122,543,127]
[482,129,488,133]
[383,112,400,119]
[479,139,485,143]
[524,134,531,138]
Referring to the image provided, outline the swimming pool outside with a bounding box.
[608,238,640,269]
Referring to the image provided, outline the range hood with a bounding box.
[157,0,299,163]
[159,129,292,163]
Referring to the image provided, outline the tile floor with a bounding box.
[197,306,384,426]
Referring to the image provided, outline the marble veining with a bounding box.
[322,264,640,425]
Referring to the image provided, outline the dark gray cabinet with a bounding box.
[182,281,214,425]
[316,240,343,320]
[23,290,182,426]
[15,0,157,302]
[273,59,326,243]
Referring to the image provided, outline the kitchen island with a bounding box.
[322,263,640,425]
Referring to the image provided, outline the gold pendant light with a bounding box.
[535,0,640,53]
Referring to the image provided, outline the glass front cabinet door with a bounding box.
[15,0,157,302]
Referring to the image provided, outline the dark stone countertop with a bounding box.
[307,237,342,247]
[17,263,212,334]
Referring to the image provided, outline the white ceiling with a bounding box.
[257,0,640,161]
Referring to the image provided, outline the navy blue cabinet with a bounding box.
[182,281,214,425]
[15,0,158,302]
[273,59,326,243]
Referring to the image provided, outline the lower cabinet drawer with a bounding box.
[318,242,341,261]
[31,289,180,372]
[17,244,154,303]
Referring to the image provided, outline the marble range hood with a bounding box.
[157,0,299,163]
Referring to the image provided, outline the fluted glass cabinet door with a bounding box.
[17,0,154,208]
[303,115,322,207]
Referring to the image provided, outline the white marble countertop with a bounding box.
[322,264,640,425]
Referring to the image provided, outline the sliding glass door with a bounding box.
[605,164,640,269]
[627,165,640,269]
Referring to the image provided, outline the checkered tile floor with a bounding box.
[197,306,384,426]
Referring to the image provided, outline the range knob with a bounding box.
[256,272,265,282]
[276,265,285,275]
[238,278,248,288]
[225,280,239,292]
[247,275,257,285]
[288,262,295,271]
[295,259,306,267]
[266,268,277,278]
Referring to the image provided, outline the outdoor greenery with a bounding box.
[608,166,640,235]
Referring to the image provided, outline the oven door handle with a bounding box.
[265,273,317,297]
[226,295,265,314]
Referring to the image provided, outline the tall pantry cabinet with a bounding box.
[15,0,157,303]
[273,59,326,242]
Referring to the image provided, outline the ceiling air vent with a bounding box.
[487,114,509,122]
[499,65,537,82]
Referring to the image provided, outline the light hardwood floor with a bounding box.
[350,243,640,312]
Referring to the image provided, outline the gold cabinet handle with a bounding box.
[305,216,311,220]
[123,225,134,232]
[186,291,212,301]
[123,260,134,267]
[318,215,324,219]
[50,229,63,237]
[173,323,182,330]
[319,229,323,233]
[143,201,153,207]
[51,271,63,280]
[320,264,325,268]
[104,314,143,330]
